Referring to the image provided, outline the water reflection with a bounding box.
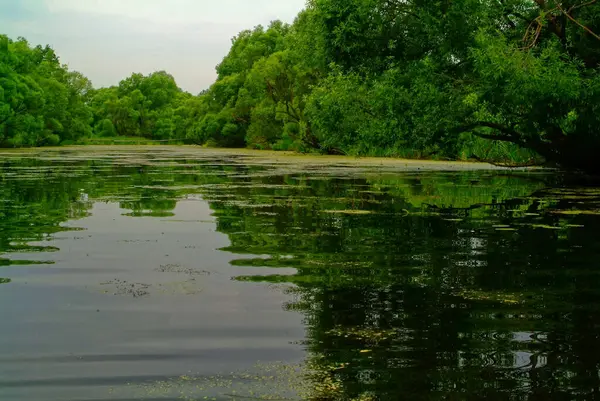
[0,149,599,400]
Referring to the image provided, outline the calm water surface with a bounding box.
[1,147,599,401]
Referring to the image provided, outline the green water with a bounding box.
[0,148,599,400]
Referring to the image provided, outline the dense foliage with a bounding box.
[2,0,600,171]
[0,36,93,146]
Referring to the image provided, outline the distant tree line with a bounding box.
[2,0,600,172]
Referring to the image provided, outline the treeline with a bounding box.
[0,35,200,145]
[2,0,600,172]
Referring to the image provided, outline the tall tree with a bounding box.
[305,0,600,170]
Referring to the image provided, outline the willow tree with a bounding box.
[306,0,600,172]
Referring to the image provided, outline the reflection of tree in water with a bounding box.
[0,162,92,265]
[0,160,236,265]
[212,175,600,400]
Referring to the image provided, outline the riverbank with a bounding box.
[0,145,534,172]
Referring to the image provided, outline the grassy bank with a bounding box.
[71,138,543,168]
[76,137,186,146]
[0,145,539,172]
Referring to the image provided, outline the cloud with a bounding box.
[0,0,306,93]
[44,0,303,25]
[0,0,44,21]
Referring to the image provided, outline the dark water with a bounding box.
[1,148,600,401]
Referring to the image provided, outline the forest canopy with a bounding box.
[2,0,600,172]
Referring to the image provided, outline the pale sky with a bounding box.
[0,0,307,93]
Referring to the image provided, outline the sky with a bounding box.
[0,0,307,93]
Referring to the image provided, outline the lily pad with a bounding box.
[551,210,600,216]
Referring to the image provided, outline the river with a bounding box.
[0,147,599,400]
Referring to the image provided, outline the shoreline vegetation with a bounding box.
[2,1,600,173]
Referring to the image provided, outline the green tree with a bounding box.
[0,35,93,146]
[190,22,294,147]
[305,0,600,171]
[89,71,183,140]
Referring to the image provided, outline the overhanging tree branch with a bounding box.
[455,122,523,143]
[554,1,600,41]
[471,132,518,142]
[569,0,597,13]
